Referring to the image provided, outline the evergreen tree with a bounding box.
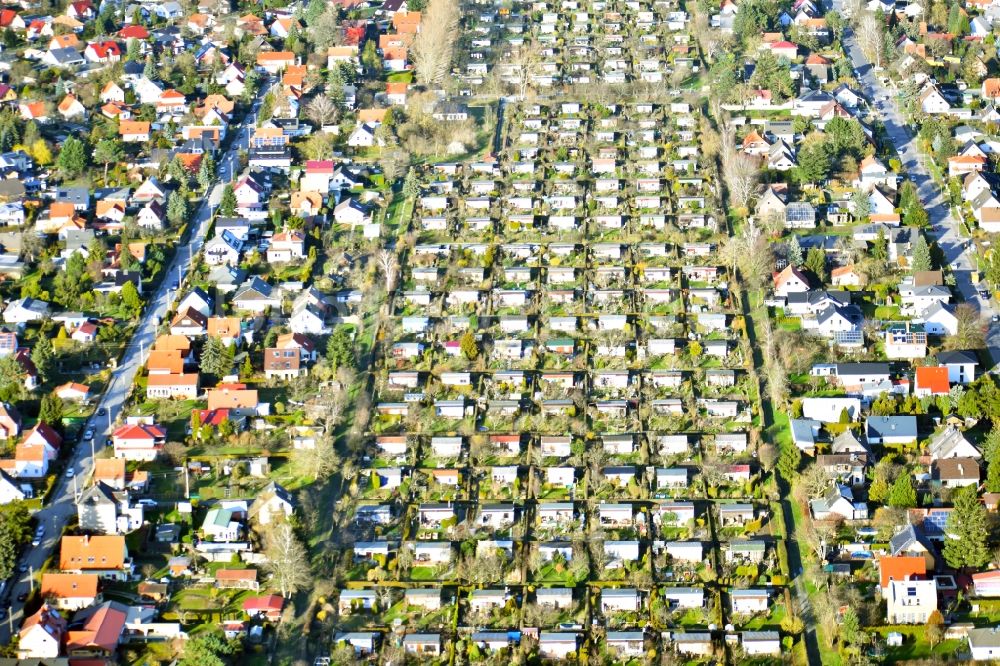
[795,140,833,185]
[786,235,803,267]
[39,393,64,428]
[804,247,827,283]
[56,137,88,178]
[32,335,54,383]
[851,188,871,220]
[167,191,188,226]
[198,153,216,190]
[943,485,991,569]
[872,226,888,264]
[200,337,224,376]
[403,168,420,199]
[168,155,187,184]
[912,234,933,272]
[120,281,142,312]
[326,327,355,370]
[887,474,917,508]
[326,65,345,108]
[143,55,154,79]
[218,184,237,217]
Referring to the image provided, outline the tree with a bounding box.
[721,143,759,209]
[886,474,917,508]
[840,607,860,646]
[824,117,866,158]
[786,235,803,267]
[948,3,970,36]
[39,393,64,427]
[748,49,794,101]
[776,442,801,480]
[93,139,123,181]
[872,226,888,264]
[926,609,945,647]
[376,249,399,293]
[802,465,832,499]
[460,330,478,361]
[403,168,420,199]
[305,94,340,127]
[198,153,216,190]
[911,234,932,272]
[121,280,142,312]
[411,0,460,85]
[326,327,355,370]
[218,184,237,217]
[179,631,237,666]
[952,303,986,350]
[851,188,871,221]
[0,502,30,580]
[805,247,827,283]
[263,521,311,598]
[167,191,188,227]
[56,136,87,178]
[326,65,346,107]
[904,206,928,228]
[758,443,778,473]
[143,55,155,79]
[32,334,54,383]
[944,484,992,569]
[0,354,24,402]
[201,337,233,377]
[795,140,833,186]
[31,139,52,166]
[857,11,886,68]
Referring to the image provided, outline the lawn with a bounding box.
[868,626,964,661]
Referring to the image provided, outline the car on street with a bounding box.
[16,592,27,602]
[97,408,106,417]
[82,428,94,441]
[993,314,999,323]
[17,563,27,574]
[65,467,74,479]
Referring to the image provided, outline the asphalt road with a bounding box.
[0,83,269,642]
[842,27,1000,366]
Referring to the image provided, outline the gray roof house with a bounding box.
[865,416,918,445]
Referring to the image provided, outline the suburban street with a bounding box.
[0,83,269,643]
[842,27,1000,366]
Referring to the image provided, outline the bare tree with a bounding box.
[801,465,833,499]
[292,434,341,480]
[856,12,885,69]
[722,147,760,210]
[411,0,459,85]
[305,94,340,128]
[507,43,541,100]
[950,303,986,350]
[263,521,311,598]
[376,249,399,292]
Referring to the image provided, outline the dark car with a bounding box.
[16,592,27,602]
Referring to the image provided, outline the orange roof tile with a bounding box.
[879,556,926,589]
[916,366,950,395]
[41,573,99,599]
[60,535,127,571]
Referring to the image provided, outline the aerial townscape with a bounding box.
[10,0,1000,662]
